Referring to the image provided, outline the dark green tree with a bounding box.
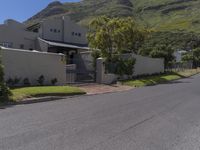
[182,48,200,68]
[140,44,175,68]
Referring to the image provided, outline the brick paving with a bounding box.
[78,84,134,95]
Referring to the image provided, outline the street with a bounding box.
[0,74,200,150]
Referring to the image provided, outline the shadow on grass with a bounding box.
[160,80,191,85]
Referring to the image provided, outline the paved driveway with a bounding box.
[79,83,134,95]
[0,74,200,150]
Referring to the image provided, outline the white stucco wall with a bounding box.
[132,54,164,76]
[40,18,63,42]
[37,38,49,52]
[96,54,165,84]
[39,16,88,45]
[0,20,38,50]
[63,17,88,45]
[1,47,66,86]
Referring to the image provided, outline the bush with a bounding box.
[105,56,136,77]
[23,78,31,86]
[6,77,21,87]
[6,78,14,87]
[37,75,45,86]
[0,48,10,101]
[51,78,58,85]
[13,77,21,86]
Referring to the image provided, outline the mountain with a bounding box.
[26,0,200,33]
[26,0,134,26]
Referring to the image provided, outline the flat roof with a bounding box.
[38,38,90,50]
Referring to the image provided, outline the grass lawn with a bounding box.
[122,69,200,87]
[10,86,86,101]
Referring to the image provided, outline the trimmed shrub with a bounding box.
[23,78,31,86]
[51,78,58,86]
[37,75,45,86]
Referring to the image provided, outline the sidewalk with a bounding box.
[78,83,134,95]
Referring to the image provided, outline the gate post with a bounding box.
[96,58,104,84]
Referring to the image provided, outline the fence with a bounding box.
[165,62,193,72]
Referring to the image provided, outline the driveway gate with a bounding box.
[66,59,96,83]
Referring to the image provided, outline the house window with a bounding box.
[78,33,81,37]
[0,42,13,48]
[54,29,57,33]
[20,44,24,49]
[75,33,78,36]
[58,30,60,33]
[50,29,53,32]
[72,32,75,36]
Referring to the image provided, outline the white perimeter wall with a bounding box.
[96,54,165,84]
[1,48,66,86]
[133,54,164,76]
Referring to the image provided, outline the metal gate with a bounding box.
[66,59,96,83]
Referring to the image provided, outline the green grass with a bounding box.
[10,86,86,101]
[122,69,200,87]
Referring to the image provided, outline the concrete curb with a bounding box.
[1,73,199,107]
[15,88,133,105]
[0,94,86,107]
[0,87,135,107]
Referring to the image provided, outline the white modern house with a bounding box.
[0,16,90,85]
[0,16,89,59]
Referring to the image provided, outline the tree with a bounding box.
[87,16,148,61]
[140,44,175,68]
[182,52,193,62]
[182,48,200,68]
[193,48,200,67]
[0,48,10,101]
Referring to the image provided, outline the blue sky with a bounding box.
[0,0,80,23]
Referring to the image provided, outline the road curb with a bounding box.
[0,94,86,107]
[1,88,135,107]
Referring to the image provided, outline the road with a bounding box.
[1,74,200,150]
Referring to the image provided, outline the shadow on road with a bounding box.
[0,103,14,110]
[160,80,191,85]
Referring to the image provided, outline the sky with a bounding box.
[0,0,80,23]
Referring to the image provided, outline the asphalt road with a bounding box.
[1,74,200,150]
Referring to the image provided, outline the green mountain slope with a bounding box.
[26,0,200,33]
[133,0,200,32]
